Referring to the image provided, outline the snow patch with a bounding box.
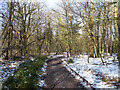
[63,54,119,88]
[37,60,47,88]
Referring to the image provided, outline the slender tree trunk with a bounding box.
[20,30,23,56]
[106,4,109,56]
[101,0,106,58]
[5,2,13,60]
[114,1,118,54]
[90,0,94,57]
[117,1,120,66]
[110,20,113,56]
[56,28,59,54]
[66,6,70,58]
[106,21,109,56]
[70,16,73,55]
[98,12,101,57]
[23,3,27,56]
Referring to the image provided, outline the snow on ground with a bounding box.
[0,56,35,83]
[47,53,66,59]
[0,60,25,80]
[0,54,119,89]
[0,59,25,89]
[37,59,47,88]
[62,54,120,88]
[52,55,65,58]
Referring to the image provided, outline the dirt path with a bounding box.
[44,56,86,89]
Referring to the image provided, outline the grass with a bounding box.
[103,78,109,82]
[2,55,47,89]
[67,59,73,64]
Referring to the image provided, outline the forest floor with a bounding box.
[39,54,120,89]
[0,54,119,89]
[44,56,86,89]
[61,54,120,89]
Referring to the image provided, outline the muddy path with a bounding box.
[44,56,86,89]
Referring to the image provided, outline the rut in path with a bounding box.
[44,56,86,89]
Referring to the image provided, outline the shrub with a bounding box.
[2,55,47,89]
[103,78,109,82]
[67,59,73,64]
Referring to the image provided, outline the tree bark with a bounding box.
[114,1,118,54]
[117,1,120,66]
[110,20,113,56]
[101,0,106,58]
[90,0,94,57]
[5,2,13,60]
[106,3,109,56]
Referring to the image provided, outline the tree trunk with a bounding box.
[106,4,109,56]
[114,1,118,54]
[101,0,106,58]
[90,0,94,57]
[66,5,70,58]
[23,3,27,56]
[117,1,120,66]
[98,10,101,57]
[110,20,113,56]
[5,2,13,60]
[70,16,73,55]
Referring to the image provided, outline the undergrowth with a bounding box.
[2,55,47,89]
[67,59,73,64]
